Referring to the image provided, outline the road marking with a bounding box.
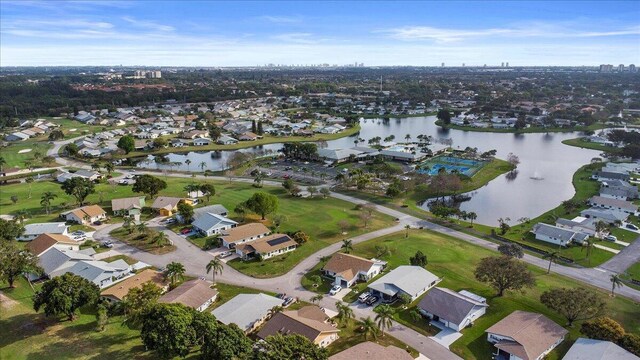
[594,267,607,272]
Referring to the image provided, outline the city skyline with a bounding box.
[1,0,639,66]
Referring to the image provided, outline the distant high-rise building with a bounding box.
[462,63,465,67]
[506,62,509,67]
[501,62,505,67]
[630,64,637,73]
[441,62,445,67]
[599,64,613,73]
[618,64,625,72]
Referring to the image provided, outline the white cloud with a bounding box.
[271,32,318,44]
[259,15,303,24]
[121,16,174,32]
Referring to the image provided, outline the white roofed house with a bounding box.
[66,259,131,288]
[322,253,386,288]
[418,288,488,331]
[235,233,298,261]
[531,223,590,247]
[192,212,237,237]
[588,196,639,216]
[367,265,442,303]
[17,222,69,241]
[211,293,283,334]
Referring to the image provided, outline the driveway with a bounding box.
[429,323,463,348]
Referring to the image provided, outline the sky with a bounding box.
[1,0,639,67]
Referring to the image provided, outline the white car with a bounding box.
[218,251,234,258]
[358,292,372,303]
[329,285,342,295]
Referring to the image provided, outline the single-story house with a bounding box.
[235,233,297,260]
[554,218,596,237]
[151,196,188,216]
[219,223,271,248]
[562,338,639,360]
[217,135,238,145]
[600,187,636,201]
[18,222,69,241]
[158,279,218,312]
[101,269,169,302]
[239,132,258,141]
[591,171,630,182]
[322,253,386,288]
[531,223,590,247]
[257,306,340,348]
[178,204,228,223]
[26,233,79,256]
[211,293,283,333]
[111,196,146,219]
[67,258,131,288]
[418,288,488,331]
[192,213,237,237]
[588,196,638,216]
[580,208,629,224]
[193,138,212,146]
[61,205,107,225]
[329,342,414,360]
[486,311,568,360]
[367,265,441,303]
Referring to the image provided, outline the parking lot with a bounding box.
[250,158,341,185]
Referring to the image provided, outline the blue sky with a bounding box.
[1,1,639,66]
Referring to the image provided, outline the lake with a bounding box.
[138,116,601,225]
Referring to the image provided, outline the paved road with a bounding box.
[600,235,640,273]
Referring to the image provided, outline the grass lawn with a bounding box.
[327,318,419,358]
[301,260,334,294]
[69,224,96,232]
[561,138,623,154]
[435,121,607,134]
[109,227,176,255]
[0,277,153,360]
[344,230,640,360]
[119,124,361,158]
[610,227,639,243]
[0,140,54,169]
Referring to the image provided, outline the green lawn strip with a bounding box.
[327,318,419,358]
[0,278,152,360]
[435,121,608,134]
[343,230,639,360]
[109,227,177,255]
[208,283,277,310]
[101,254,140,266]
[0,139,54,169]
[69,224,96,232]
[117,124,361,158]
[610,227,639,243]
[301,260,334,294]
[561,138,623,154]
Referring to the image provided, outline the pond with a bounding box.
[137,116,601,226]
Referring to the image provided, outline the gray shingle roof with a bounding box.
[368,266,440,298]
[24,222,68,236]
[562,338,639,360]
[192,213,237,233]
[418,287,488,325]
[531,223,589,243]
[211,293,282,331]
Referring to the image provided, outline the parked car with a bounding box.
[73,235,86,241]
[180,227,192,234]
[604,235,618,242]
[162,218,176,224]
[283,174,290,179]
[626,223,639,231]
[93,220,102,225]
[358,292,371,303]
[329,285,342,295]
[276,293,286,299]
[71,231,85,236]
[102,241,113,248]
[283,296,296,307]
[218,251,234,258]
[365,295,379,306]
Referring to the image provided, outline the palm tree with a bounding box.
[254,172,264,187]
[582,238,595,266]
[409,308,422,323]
[610,274,624,297]
[14,209,30,224]
[405,134,411,142]
[104,162,115,175]
[164,261,185,287]
[199,161,207,173]
[184,184,199,197]
[375,304,395,337]
[25,176,34,198]
[267,305,283,319]
[185,159,192,172]
[123,216,134,234]
[0,156,6,172]
[335,301,354,327]
[404,224,411,238]
[357,317,379,341]
[91,162,101,172]
[206,258,224,283]
[40,191,57,215]
[153,231,169,247]
[310,294,323,305]
[135,222,148,235]
[543,251,561,274]
[341,239,353,254]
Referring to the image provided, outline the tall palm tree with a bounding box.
[310,294,323,305]
[404,224,411,238]
[206,258,224,283]
[123,216,134,234]
[375,304,395,337]
[40,191,58,215]
[25,176,34,198]
[91,162,101,172]
[199,161,207,172]
[341,239,353,254]
[184,184,199,197]
[357,317,379,341]
[582,239,595,266]
[14,209,30,224]
[164,261,185,287]
[104,162,115,175]
[0,156,6,172]
[185,159,192,172]
[153,231,169,247]
[543,251,560,274]
[610,274,624,297]
[135,222,148,235]
[335,301,354,327]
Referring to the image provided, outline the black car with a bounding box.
[365,296,379,306]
